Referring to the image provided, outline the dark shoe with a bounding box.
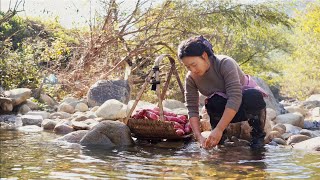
[248,108,266,149]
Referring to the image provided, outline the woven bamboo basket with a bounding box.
[124,54,192,140]
[127,119,192,140]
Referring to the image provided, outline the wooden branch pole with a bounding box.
[161,66,173,100]
[125,54,185,124]
[124,70,154,124]
[154,55,165,121]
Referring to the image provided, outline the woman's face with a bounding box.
[181,54,210,77]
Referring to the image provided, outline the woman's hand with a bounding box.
[204,127,223,149]
[197,135,207,148]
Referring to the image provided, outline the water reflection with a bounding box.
[0,129,319,179]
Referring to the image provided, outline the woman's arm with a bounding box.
[189,116,206,147]
[204,107,237,149]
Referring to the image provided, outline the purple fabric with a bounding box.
[242,75,268,97]
[204,75,268,104]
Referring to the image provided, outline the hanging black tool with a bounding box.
[150,65,160,91]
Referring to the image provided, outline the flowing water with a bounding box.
[1,129,319,179]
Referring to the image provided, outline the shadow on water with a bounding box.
[1,129,319,179]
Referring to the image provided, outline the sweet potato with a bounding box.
[175,128,185,136]
[173,122,184,130]
[132,109,146,119]
[145,111,159,120]
[177,115,187,124]
[165,115,186,124]
[145,109,160,116]
[184,122,192,134]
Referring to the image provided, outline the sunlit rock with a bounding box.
[4,88,31,106]
[272,138,286,145]
[272,123,286,134]
[40,94,57,106]
[17,104,31,115]
[283,124,302,134]
[292,137,320,151]
[273,113,304,128]
[71,121,90,130]
[0,97,13,112]
[21,114,43,126]
[26,111,50,119]
[42,119,57,130]
[49,112,72,119]
[285,105,308,117]
[25,99,39,110]
[57,130,89,143]
[0,115,22,130]
[95,99,127,120]
[58,102,75,114]
[299,129,320,138]
[54,123,74,134]
[265,131,282,143]
[287,134,311,145]
[75,102,89,112]
[18,125,42,132]
[80,120,134,147]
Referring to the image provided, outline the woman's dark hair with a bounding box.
[177,35,214,60]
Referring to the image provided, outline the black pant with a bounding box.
[205,89,266,128]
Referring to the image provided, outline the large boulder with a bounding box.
[292,137,320,151]
[87,80,130,107]
[95,99,127,120]
[253,77,283,115]
[4,88,31,106]
[80,120,134,147]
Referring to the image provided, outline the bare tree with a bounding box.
[0,0,25,25]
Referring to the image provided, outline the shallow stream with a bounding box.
[1,129,319,179]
